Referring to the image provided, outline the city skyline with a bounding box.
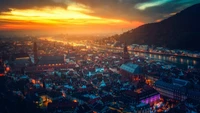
[1,1,200,113]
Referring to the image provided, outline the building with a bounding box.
[132,103,150,113]
[123,43,130,63]
[154,78,189,101]
[11,54,30,73]
[33,42,38,65]
[120,62,141,81]
[145,72,160,86]
[25,42,76,73]
[120,63,141,75]
[123,86,160,104]
[25,55,76,73]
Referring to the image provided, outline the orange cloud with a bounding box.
[0,4,144,34]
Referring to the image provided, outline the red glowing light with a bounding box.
[6,67,10,71]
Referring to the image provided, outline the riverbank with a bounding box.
[130,50,200,60]
[92,44,200,60]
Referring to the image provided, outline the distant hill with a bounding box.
[115,3,200,51]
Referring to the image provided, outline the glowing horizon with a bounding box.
[0,0,198,35]
[0,4,144,34]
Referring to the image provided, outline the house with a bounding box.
[131,102,150,113]
[47,99,78,112]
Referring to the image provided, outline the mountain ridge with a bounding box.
[115,3,200,51]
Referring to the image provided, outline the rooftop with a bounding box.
[120,62,141,74]
[172,78,189,87]
[38,55,64,65]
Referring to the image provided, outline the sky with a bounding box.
[0,0,200,35]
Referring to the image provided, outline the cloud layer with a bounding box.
[0,0,67,12]
[0,0,200,35]
[75,0,200,22]
[0,0,200,22]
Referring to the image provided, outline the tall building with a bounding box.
[33,42,38,65]
[123,43,130,63]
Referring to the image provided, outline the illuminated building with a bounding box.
[25,55,76,73]
[145,73,159,86]
[123,87,160,104]
[141,94,160,104]
[27,42,76,72]
[154,79,189,101]
[120,44,142,81]
[47,100,79,112]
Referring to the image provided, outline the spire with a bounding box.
[33,42,38,65]
[123,43,130,63]
[124,43,128,53]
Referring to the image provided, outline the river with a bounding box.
[130,51,200,68]
[39,37,200,69]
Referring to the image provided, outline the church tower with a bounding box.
[123,43,130,63]
[33,42,38,65]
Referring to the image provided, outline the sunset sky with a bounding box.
[0,0,200,35]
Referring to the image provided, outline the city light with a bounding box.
[0,1,200,113]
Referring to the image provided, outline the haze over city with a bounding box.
[1,1,200,113]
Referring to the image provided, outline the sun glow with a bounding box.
[0,4,144,34]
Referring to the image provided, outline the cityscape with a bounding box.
[0,0,200,113]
